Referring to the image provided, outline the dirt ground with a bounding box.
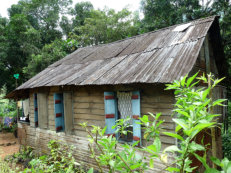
[0,132,20,159]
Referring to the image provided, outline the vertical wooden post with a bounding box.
[208,74,217,169]
[205,35,217,168]
[205,36,211,74]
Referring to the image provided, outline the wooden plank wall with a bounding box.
[190,36,219,77]
[24,84,176,172]
[18,122,174,172]
[28,85,176,148]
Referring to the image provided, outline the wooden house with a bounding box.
[6,16,227,172]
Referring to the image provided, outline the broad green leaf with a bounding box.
[101,126,107,135]
[211,156,221,166]
[226,161,231,173]
[212,99,226,106]
[163,145,180,153]
[186,72,198,87]
[149,158,154,168]
[191,80,200,88]
[147,144,156,153]
[175,125,182,132]
[202,87,211,101]
[155,112,162,120]
[175,109,190,118]
[109,160,115,168]
[154,137,161,153]
[163,132,184,141]
[132,140,140,147]
[141,115,149,123]
[180,75,187,87]
[204,168,220,173]
[172,118,188,130]
[87,168,94,173]
[193,153,209,170]
[130,163,141,170]
[166,167,180,172]
[189,141,205,151]
[212,77,225,88]
[193,122,215,132]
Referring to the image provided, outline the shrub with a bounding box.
[82,73,229,173]
[22,140,85,173]
[5,146,35,167]
[0,158,17,173]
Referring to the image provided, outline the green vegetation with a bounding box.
[0,158,16,173]
[0,87,17,118]
[0,87,17,133]
[79,73,228,173]
[22,140,85,173]
[5,146,35,166]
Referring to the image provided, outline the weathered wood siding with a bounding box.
[190,35,219,77]
[19,84,175,172]
[18,122,174,172]
[27,85,176,148]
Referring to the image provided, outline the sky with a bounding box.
[0,0,141,18]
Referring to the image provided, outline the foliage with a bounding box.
[79,73,228,173]
[70,7,139,47]
[0,0,141,92]
[163,73,226,172]
[23,39,68,78]
[0,87,17,133]
[0,87,17,117]
[80,122,146,173]
[5,146,34,168]
[198,157,231,173]
[22,140,85,173]
[80,111,165,173]
[222,131,231,160]
[0,158,16,173]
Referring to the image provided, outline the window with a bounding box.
[34,93,38,127]
[54,93,65,132]
[37,93,48,129]
[104,91,141,145]
[117,91,133,142]
[19,98,30,123]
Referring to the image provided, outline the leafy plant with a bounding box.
[0,87,17,118]
[22,140,84,173]
[0,158,16,173]
[163,73,226,172]
[80,111,166,173]
[5,146,34,168]
[80,121,149,173]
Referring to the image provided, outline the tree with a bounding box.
[0,0,73,92]
[140,0,215,31]
[71,1,93,27]
[60,1,94,37]
[71,8,139,46]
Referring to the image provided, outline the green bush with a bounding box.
[222,132,231,160]
[222,101,231,160]
[5,146,35,166]
[0,87,17,118]
[0,158,16,173]
[22,140,85,173]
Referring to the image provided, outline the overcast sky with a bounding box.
[0,0,141,18]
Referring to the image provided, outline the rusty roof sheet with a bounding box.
[17,16,217,90]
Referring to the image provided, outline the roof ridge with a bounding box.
[78,15,217,49]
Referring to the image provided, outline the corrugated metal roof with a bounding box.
[17,16,217,90]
